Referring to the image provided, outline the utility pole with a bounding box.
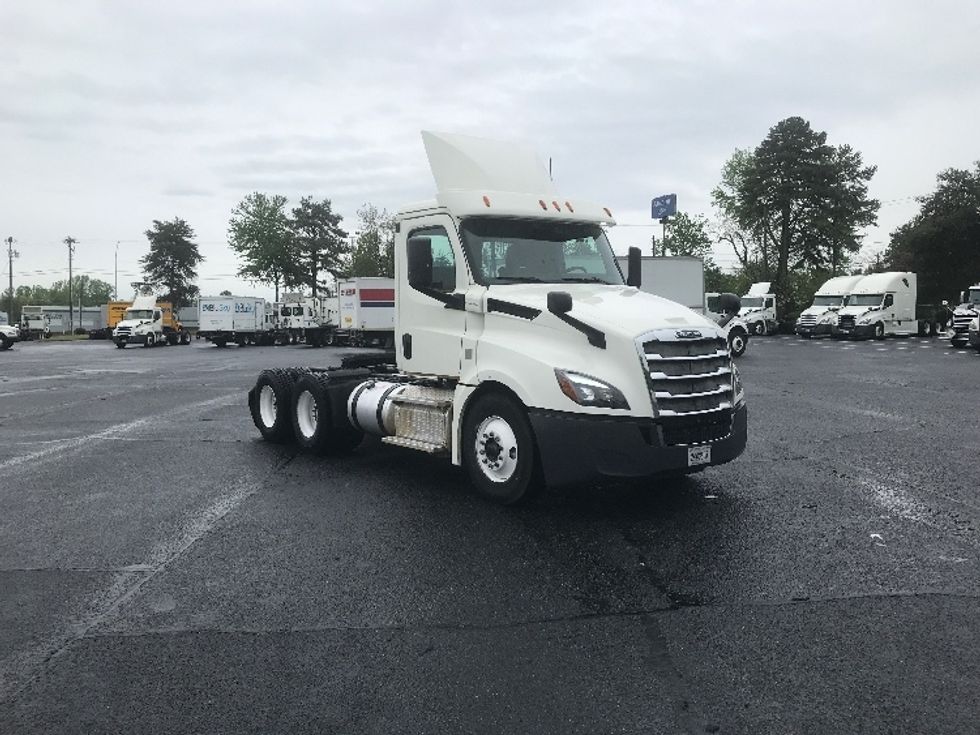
[115,241,120,300]
[5,237,18,325]
[64,236,77,333]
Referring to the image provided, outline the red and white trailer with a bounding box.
[336,277,395,347]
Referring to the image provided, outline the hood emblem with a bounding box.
[675,329,702,339]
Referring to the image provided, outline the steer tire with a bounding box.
[728,328,748,358]
[290,373,363,455]
[462,393,541,505]
[249,369,300,443]
[0,336,11,350]
[873,322,885,340]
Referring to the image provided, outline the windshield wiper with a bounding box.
[493,275,545,283]
[561,276,610,284]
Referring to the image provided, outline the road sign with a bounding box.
[651,194,677,219]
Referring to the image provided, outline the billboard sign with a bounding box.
[651,193,677,219]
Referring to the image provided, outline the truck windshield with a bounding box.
[968,289,980,304]
[460,218,624,286]
[125,309,154,320]
[812,295,844,306]
[741,297,764,308]
[849,294,884,307]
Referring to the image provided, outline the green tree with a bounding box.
[289,197,349,296]
[714,117,878,314]
[141,218,203,306]
[349,204,396,278]
[661,212,714,261]
[886,162,980,303]
[712,148,772,275]
[228,193,298,300]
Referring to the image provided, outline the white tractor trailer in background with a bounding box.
[795,274,865,337]
[831,272,939,339]
[949,284,980,348]
[247,131,748,503]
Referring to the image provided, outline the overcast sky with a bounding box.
[2,0,978,302]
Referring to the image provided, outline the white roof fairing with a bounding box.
[412,131,616,226]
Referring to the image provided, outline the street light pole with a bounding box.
[5,237,18,325]
[64,236,77,333]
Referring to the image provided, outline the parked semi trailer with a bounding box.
[738,282,777,335]
[247,131,747,504]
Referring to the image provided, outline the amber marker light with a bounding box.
[552,200,561,212]
[565,201,574,212]
[539,199,548,210]
[603,207,612,217]
[482,195,492,207]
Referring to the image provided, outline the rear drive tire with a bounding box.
[249,369,302,443]
[462,393,540,505]
[728,328,748,358]
[290,373,363,454]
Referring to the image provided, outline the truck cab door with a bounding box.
[397,215,466,377]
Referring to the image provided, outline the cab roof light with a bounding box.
[565,201,574,213]
[552,200,561,212]
[482,195,491,207]
[603,207,612,217]
[538,199,548,211]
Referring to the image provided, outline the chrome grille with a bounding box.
[642,336,733,419]
[952,312,976,333]
[797,314,818,326]
[838,315,856,329]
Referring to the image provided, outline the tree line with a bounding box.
[661,116,979,317]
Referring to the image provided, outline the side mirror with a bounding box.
[961,291,969,304]
[626,246,642,288]
[718,293,741,314]
[547,291,573,315]
[407,237,433,290]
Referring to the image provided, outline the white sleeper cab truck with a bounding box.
[949,284,980,348]
[832,272,931,339]
[247,132,747,504]
[112,283,191,348]
[738,282,777,335]
[795,274,864,337]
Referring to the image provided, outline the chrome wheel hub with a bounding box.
[475,415,518,483]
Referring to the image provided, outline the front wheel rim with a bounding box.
[259,385,277,428]
[731,335,744,354]
[474,415,519,483]
[296,390,318,439]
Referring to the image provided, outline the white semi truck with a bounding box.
[112,284,192,348]
[949,284,980,348]
[738,282,777,335]
[0,323,20,350]
[247,131,747,504]
[832,272,936,339]
[794,274,864,337]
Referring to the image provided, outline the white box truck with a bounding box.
[246,131,747,504]
[832,272,934,339]
[795,274,865,337]
[198,295,270,347]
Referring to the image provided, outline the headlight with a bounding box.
[818,313,837,325]
[731,362,745,407]
[554,369,629,410]
[857,313,876,324]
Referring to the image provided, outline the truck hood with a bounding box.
[484,283,718,338]
[739,306,764,316]
[115,318,151,329]
[837,305,877,318]
[954,305,979,315]
[799,305,833,318]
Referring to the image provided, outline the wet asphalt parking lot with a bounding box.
[0,335,978,734]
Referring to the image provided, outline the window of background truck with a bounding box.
[741,297,764,308]
[812,295,843,306]
[409,226,456,293]
[969,289,980,304]
[849,294,885,306]
[460,218,623,286]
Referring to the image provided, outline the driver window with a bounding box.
[410,226,456,293]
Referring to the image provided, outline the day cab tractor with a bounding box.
[112,283,191,348]
[247,132,748,504]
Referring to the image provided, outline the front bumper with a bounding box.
[1,332,20,343]
[968,330,979,347]
[114,333,149,344]
[832,323,876,339]
[796,323,832,337]
[528,403,747,487]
